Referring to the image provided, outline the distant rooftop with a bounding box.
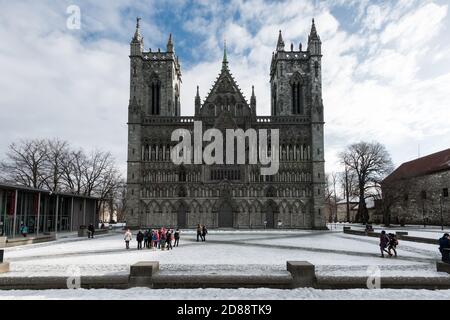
[383,148,450,183]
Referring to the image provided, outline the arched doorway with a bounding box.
[177,204,187,228]
[218,202,233,228]
[266,206,274,228]
[265,201,278,229]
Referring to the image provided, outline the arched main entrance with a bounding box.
[177,204,187,228]
[218,202,233,228]
[264,200,278,229]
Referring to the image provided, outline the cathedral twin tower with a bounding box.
[126,18,326,229]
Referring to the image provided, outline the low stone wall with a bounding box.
[0,260,449,290]
[343,227,439,244]
[316,276,450,290]
[2,234,56,248]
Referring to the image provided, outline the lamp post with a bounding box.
[440,193,444,231]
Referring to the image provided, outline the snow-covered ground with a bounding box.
[1,229,449,299]
[0,287,450,300]
[1,229,445,278]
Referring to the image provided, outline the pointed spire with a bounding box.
[309,18,320,40]
[167,33,174,53]
[222,39,228,67]
[196,85,200,97]
[132,17,142,42]
[277,30,285,51]
[308,18,321,55]
[250,85,256,113]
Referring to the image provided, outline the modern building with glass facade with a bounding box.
[0,183,99,238]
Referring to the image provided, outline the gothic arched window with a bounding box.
[290,73,304,115]
[149,74,161,115]
[272,84,277,116]
[314,61,319,78]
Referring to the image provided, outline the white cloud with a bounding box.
[0,0,449,180]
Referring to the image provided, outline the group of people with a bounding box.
[379,230,399,258]
[124,227,181,250]
[379,230,450,262]
[196,224,208,242]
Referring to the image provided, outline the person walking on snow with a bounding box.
[201,225,208,242]
[174,228,180,247]
[439,233,450,263]
[124,229,132,250]
[136,230,144,250]
[166,229,173,250]
[388,233,398,257]
[196,224,202,242]
[379,230,391,258]
[143,230,149,249]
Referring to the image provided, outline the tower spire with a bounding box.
[222,39,228,67]
[276,30,285,51]
[308,18,321,55]
[132,17,142,42]
[309,18,320,41]
[167,33,174,53]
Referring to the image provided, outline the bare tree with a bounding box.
[115,182,127,223]
[42,139,69,192]
[325,172,339,222]
[83,150,114,197]
[61,149,87,194]
[339,141,394,224]
[0,139,48,188]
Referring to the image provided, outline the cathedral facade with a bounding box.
[125,18,326,229]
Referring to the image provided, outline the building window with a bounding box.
[404,194,409,201]
[444,188,449,198]
[314,61,319,78]
[421,190,427,200]
[290,74,304,115]
[150,80,160,115]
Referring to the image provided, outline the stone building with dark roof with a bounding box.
[382,148,450,226]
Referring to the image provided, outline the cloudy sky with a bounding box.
[0,0,449,176]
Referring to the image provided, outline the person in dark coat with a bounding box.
[143,230,149,249]
[201,225,208,242]
[136,230,144,250]
[388,233,398,257]
[166,230,173,250]
[439,233,450,263]
[379,230,390,258]
[174,228,180,247]
[88,224,95,239]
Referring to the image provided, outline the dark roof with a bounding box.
[383,148,450,183]
[0,182,99,200]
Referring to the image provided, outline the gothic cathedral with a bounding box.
[126,18,326,229]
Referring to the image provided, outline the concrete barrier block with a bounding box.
[130,261,159,277]
[437,261,450,274]
[287,261,315,288]
[0,262,10,273]
[129,261,159,287]
[343,227,351,231]
[0,237,6,248]
[395,231,408,236]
